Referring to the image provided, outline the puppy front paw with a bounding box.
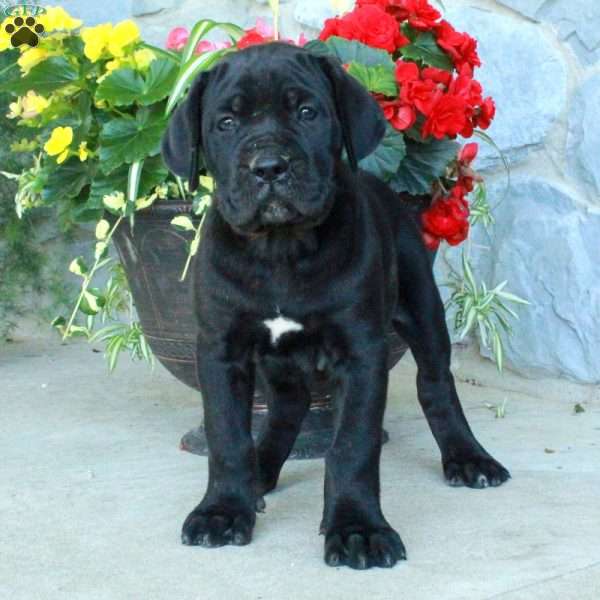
[182,503,255,547]
[444,454,511,489]
[324,525,406,570]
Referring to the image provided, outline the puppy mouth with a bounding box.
[259,198,302,225]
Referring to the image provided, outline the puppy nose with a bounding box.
[251,155,289,182]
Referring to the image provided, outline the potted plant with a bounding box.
[0,2,527,457]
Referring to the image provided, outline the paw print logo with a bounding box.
[4,16,45,48]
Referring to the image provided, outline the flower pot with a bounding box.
[110,198,431,459]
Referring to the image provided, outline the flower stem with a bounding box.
[62,216,124,341]
[179,212,206,282]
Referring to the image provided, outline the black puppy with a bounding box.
[161,42,510,570]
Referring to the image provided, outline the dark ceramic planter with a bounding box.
[111,198,430,459]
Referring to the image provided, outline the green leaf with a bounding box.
[179,20,244,74]
[400,32,453,71]
[96,68,145,106]
[108,336,125,371]
[166,48,230,116]
[1,56,79,95]
[95,59,178,107]
[51,316,66,328]
[87,155,168,208]
[462,252,477,293]
[42,158,93,204]
[303,40,333,58]
[346,62,397,97]
[496,290,531,305]
[127,160,144,205]
[359,125,406,182]
[318,37,395,68]
[493,330,504,372]
[171,215,195,232]
[141,58,178,105]
[390,138,459,195]
[99,106,167,174]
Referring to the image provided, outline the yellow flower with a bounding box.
[7,98,22,119]
[0,19,11,52]
[105,59,122,72]
[133,48,155,70]
[18,47,48,73]
[44,126,73,164]
[38,6,82,32]
[81,23,113,62]
[20,91,50,119]
[107,20,140,57]
[78,141,89,162]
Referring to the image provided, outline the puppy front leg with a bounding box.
[322,340,406,570]
[181,340,257,548]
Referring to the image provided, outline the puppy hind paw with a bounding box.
[444,455,511,489]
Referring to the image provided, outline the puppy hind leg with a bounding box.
[393,280,510,489]
[255,367,311,497]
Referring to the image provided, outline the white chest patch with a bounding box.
[263,315,303,345]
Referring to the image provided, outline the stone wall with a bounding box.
[59,0,600,383]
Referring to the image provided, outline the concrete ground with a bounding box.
[1,337,599,600]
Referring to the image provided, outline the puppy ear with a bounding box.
[161,71,209,192]
[318,57,386,171]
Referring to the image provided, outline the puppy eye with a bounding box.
[218,116,236,131]
[298,106,317,121]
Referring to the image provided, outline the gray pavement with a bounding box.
[1,338,599,600]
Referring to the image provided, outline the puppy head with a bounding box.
[161,43,385,236]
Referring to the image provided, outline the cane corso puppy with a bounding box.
[161,42,510,569]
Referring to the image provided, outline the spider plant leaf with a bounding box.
[478,318,489,348]
[496,300,519,319]
[460,307,477,339]
[496,290,531,305]
[493,330,504,372]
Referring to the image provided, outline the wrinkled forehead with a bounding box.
[204,45,331,112]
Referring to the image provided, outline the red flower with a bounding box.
[475,96,496,129]
[395,61,445,117]
[390,0,442,31]
[422,185,470,249]
[435,20,481,73]
[422,93,469,139]
[421,66,453,88]
[377,96,417,131]
[401,78,441,116]
[320,6,409,52]
[449,70,483,108]
[456,143,482,192]
[237,28,272,49]
[459,142,478,165]
[395,60,420,84]
[392,105,417,130]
